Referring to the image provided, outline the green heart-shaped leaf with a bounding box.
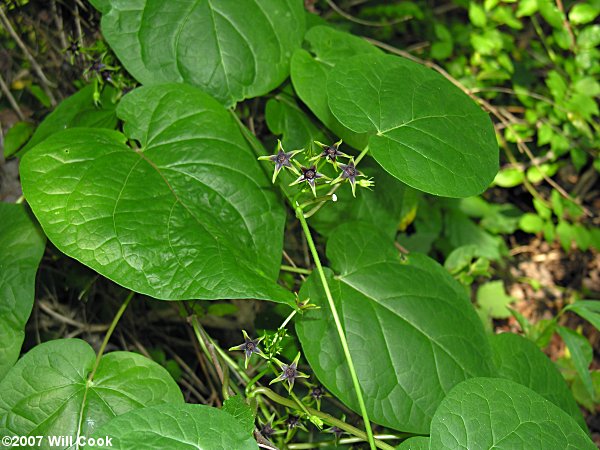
[396,436,429,449]
[0,203,45,380]
[88,404,257,449]
[290,26,381,149]
[429,378,595,449]
[20,84,292,304]
[296,223,494,433]
[19,85,118,157]
[490,332,586,430]
[0,339,183,444]
[222,395,255,435]
[94,0,305,107]
[327,53,498,197]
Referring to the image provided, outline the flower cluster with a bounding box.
[259,139,374,197]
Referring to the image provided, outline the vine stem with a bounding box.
[75,292,134,449]
[88,291,134,381]
[295,206,376,450]
[280,265,312,275]
[231,112,377,446]
[249,387,395,450]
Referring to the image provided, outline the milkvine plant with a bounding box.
[1,1,598,449]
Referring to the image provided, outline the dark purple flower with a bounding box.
[261,422,275,438]
[258,140,302,183]
[310,385,324,401]
[286,415,300,429]
[312,139,347,164]
[66,39,80,55]
[270,353,309,391]
[89,60,106,73]
[101,70,112,82]
[326,425,344,441]
[290,165,327,197]
[335,159,365,197]
[229,330,264,369]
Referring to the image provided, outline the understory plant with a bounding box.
[1,1,599,449]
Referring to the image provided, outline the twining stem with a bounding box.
[249,387,395,450]
[287,436,400,450]
[76,292,133,450]
[232,112,377,446]
[279,309,298,329]
[190,315,251,387]
[280,264,312,275]
[295,206,376,450]
[88,291,134,381]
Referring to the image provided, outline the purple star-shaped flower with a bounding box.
[336,159,364,197]
[312,139,347,164]
[270,353,309,391]
[325,425,345,441]
[258,140,302,183]
[311,385,325,406]
[89,60,106,73]
[290,165,327,197]
[229,330,264,369]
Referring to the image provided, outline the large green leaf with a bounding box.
[290,26,381,149]
[429,377,595,449]
[20,84,293,304]
[327,53,498,197]
[222,395,255,436]
[88,404,257,449]
[0,203,45,380]
[95,0,305,107]
[18,85,118,157]
[396,436,429,449]
[296,223,494,433]
[308,159,418,239]
[490,332,586,430]
[0,339,183,448]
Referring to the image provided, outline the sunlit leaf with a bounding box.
[20,84,293,304]
[0,339,183,445]
[327,53,498,197]
[296,223,494,433]
[88,404,257,449]
[94,0,305,107]
[429,378,595,449]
